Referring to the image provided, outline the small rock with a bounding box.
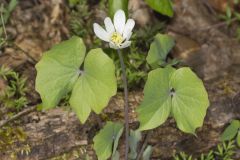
[129,0,153,26]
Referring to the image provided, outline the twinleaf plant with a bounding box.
[137,66,209,133]
[93,122,123,160]
[35,36,117,123]
[35,1,210,160]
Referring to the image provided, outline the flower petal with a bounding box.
[114,9,126,34]
[123,19,135,39]
[93,23,110,42]
[120,41,131,49]
[125,32,132,41]
[109,42,118,49]
[104,17,115,34]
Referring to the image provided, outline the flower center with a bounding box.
[110,32,124,46]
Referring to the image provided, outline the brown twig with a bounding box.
[136,131,152,160]
[0,105,37,128]
[12,42,37,64]
[199,17,238,31]
[201,0,217,16]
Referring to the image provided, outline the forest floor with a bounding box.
[0,0,240,159]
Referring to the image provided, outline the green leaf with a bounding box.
[36,37,116,123]
[35,36,86,109]
[237,131,240,147]
[108,0,128,18]
[0,27,3,35]
[36,104,43,111]
[234,0,239,4]
[137,67,174,130]
[138,67,209,134]
[129,130,142,159]
[111,151,120,160]
[226,4,232,19]
[142,145,153,160]
[69,48,117,123]
[144,0,173,17]
[234,12,240,21]
[93,122,124,160]
[2,0,18,24]
[68,0,80,6]
[8,0,18,12]
[146,33,175,68]
[220,120,240,141]
[170,68,209,134]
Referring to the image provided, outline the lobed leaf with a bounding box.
[170,68,209,133]
[138,67,209,134]
[35,36,86,109]
[36,37,117,123]
[93,122,124,160]
[137,67,174,130]
[69,48,117,123]
[146,33,175,68]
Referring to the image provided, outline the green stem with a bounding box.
[0,5,7,39]
[117,49,129,160]
[136,131,151,160]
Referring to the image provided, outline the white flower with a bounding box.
[93,9,135,49]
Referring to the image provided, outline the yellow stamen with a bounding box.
[111,32,123,46]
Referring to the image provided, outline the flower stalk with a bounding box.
[93,9,135,159]
[117,49,129,160]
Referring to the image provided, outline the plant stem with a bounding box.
[117,49,129,160]
[0,5,7,39]
[136,131,151,160]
